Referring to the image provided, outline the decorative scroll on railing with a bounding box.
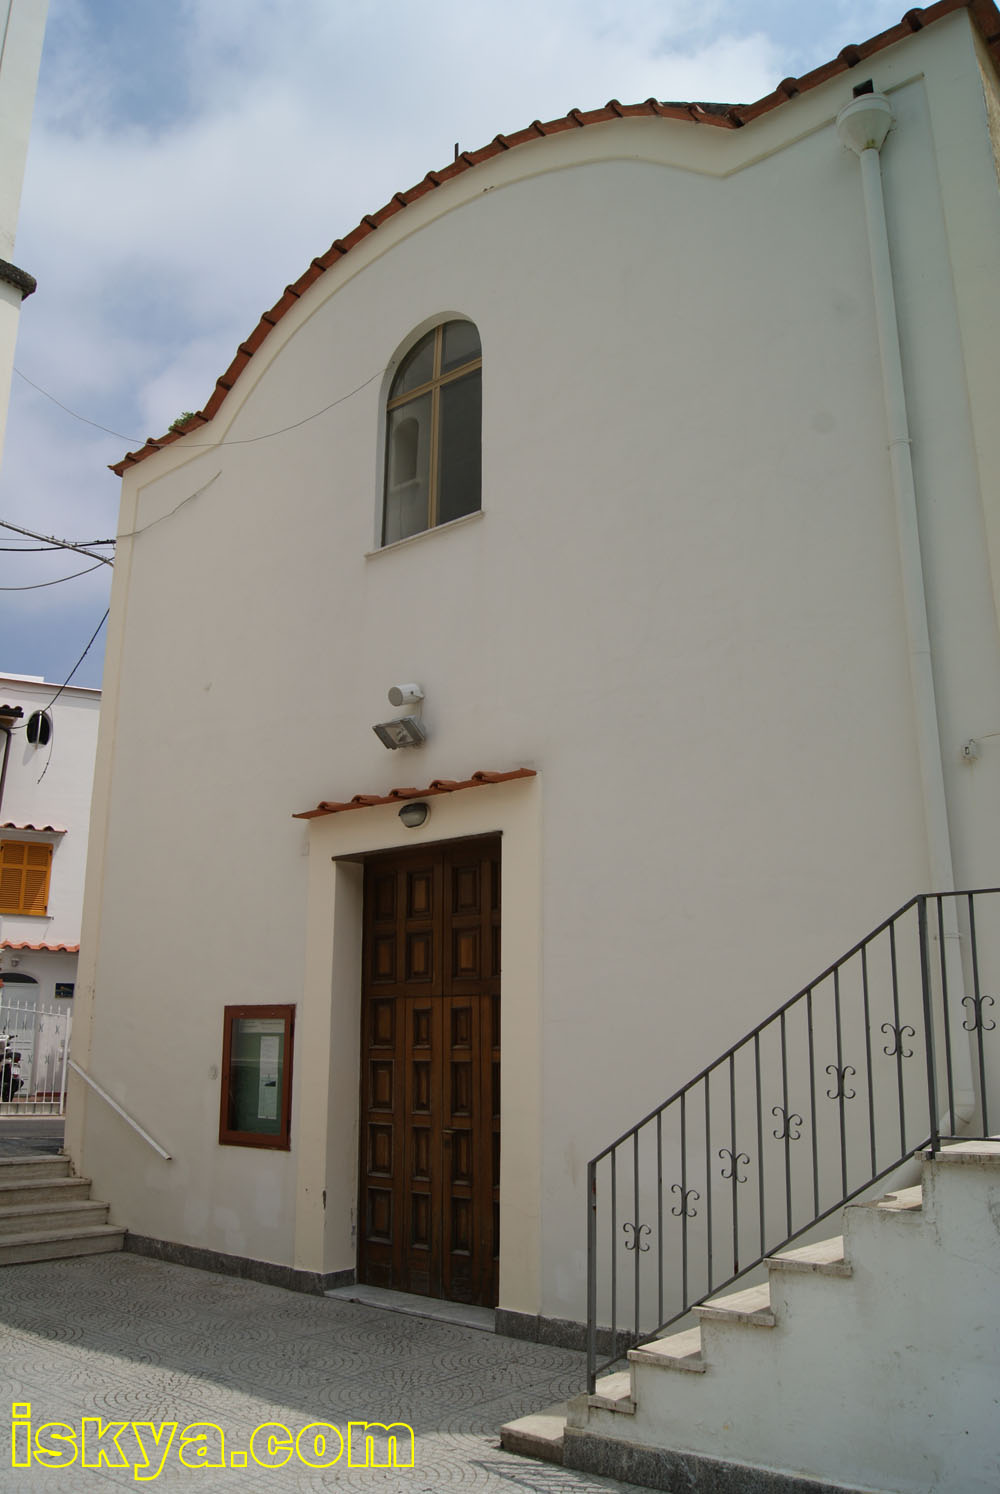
[586,890,1000,1390]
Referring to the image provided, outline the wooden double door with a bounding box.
[358,837,500,1307]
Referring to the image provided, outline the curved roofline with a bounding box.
[111,0,1000,478]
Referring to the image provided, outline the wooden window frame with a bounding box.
[382,320,482,545]
[218,1004,295,1150]
[0,838,53,916]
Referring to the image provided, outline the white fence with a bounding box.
[0,995,72,1115]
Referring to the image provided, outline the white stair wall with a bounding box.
[562,1142,1000,1494]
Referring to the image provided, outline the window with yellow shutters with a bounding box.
[0,840,53,915]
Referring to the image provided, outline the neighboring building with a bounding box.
[0,0,48,467]
[0,672,100,1007]
[70,0,1000,1387]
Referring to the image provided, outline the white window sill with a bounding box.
[366,508,484,558]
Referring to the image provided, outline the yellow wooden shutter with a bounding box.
[0,849,23,911]
[0,841,52,914]
[22,844,51,914]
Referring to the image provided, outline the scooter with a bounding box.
[0,1034,23,1101]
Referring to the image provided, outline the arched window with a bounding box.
[382,320,482,546]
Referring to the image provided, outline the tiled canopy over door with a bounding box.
[359,837,500,1307]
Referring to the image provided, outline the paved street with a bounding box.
[0,1118,64,1159]
[0,1250,644,1493]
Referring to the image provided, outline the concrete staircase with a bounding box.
[502,1141,1000,1493]
[0,1155,123,1264]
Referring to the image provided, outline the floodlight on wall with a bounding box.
[398,801,430,829]
[388,683,424,708]
[373,716,427,750]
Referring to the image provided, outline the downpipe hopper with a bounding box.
[836,91,894,155]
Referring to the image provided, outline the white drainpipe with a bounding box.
[836,92,975,1132]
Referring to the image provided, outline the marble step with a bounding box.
[0,1224,124,1265]
[0,1199,110,1235]
[0,1155,71,1181]
[0,1176,92,1207]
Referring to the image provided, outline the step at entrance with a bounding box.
[0,1155,123,1264]
[502,1142,1000,1494]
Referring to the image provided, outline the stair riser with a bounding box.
[693,1315,776,1373]
[579,1402,643,1440]
[0,1205,109,1236]
[0,1181,91,1206]
[0,1158,70,1180]
[922,1159,1000,1261]
[0,1233,124,1266]
[842,1201,921,1260]
[499,1424,565,1464]
[764,1268,853,1328]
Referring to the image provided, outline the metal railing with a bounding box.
[68,1060,172,1160]
[586,890,999,1390]
[0,995,72,1115]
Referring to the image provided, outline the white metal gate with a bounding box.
[0,996,72,1115]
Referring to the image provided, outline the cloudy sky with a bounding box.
[1,0,907,689]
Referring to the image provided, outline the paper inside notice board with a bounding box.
[258,1035,280,1120]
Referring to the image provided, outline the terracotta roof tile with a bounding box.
[294,767,536,820]
[0,941,79,953]
[110,1,1000,478]
[1,821,66,834]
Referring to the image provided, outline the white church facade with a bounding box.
[69,1,1000,1362]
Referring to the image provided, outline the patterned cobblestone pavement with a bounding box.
[0,1253,643,1492]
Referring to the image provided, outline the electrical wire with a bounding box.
[1,360,382,733]
[8,609,110,729]
[0,520,114,565]
[13,364,383,451]
[0,561,106,590]
[4,363,384,563]
[35,714,55,786]
[116,471,220,539]
[200,368,383,445]
[13,367,138,441]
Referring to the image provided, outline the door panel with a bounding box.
[358,838,500,1306]
[401,993,440,1298]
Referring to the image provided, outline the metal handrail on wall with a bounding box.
[586,890,999,1391]
[68,1060,173,1161]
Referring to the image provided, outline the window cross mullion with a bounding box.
[386,358,483,411]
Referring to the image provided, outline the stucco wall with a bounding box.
[73,11,1000,1327]
[1,676,100,971]
[0,0,48,462]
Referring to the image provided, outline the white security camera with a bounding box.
[388,683,424,708]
